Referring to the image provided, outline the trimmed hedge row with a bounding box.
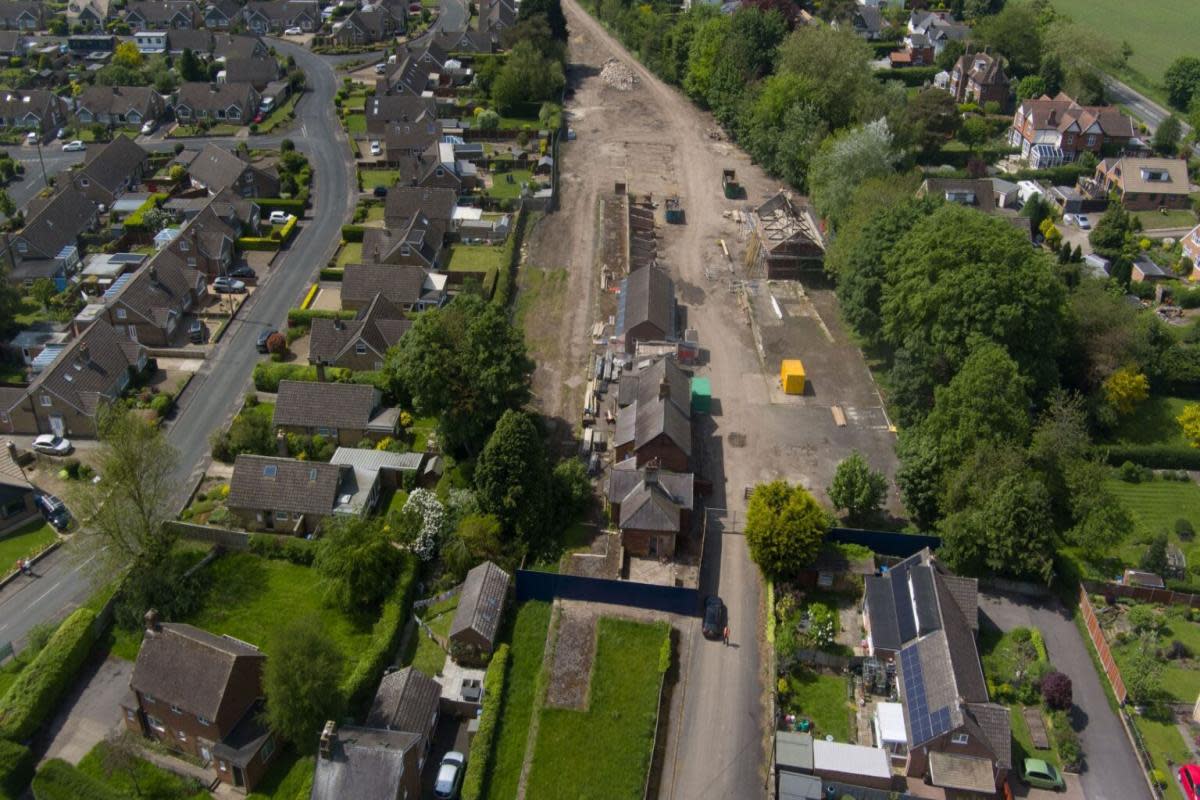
[248,533,316,566]
[1102,445,1200,470]
[319,268,344,282]
[30,759,122,800]
[1004,163,1089,187]
[0,739,33,800]
[256,197,308,212]
[253,362,352,391]
[286,308,358,328]
[237,236,281,251]
[462,644,510,800]
[0,608,98,742]
[341,224,365,242]
[876,66,940,86]
[340,555,418,717]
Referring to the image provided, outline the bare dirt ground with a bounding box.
[544,606,597,709]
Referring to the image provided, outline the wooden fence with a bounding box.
[1078,586,1128,705]
[1082,578,1200,609]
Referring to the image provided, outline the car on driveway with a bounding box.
[284,26,303,34]
[24,131,37,144]
[369,140,382,156]
[62,140,85,152]
[1076,214,1091,230]
[37,493,71,531]
[257,328,279,353]
[213,276,246,294]
[1180,765,1200,800]
[1022,758,1065,791]
[268,210,293,226]
[188,319,206,344]
[373,185,388,197]
[702,596,726,640]
[434,751,465,799]
[32,434,72,456]
[228,264,256,281]
[140,120,156,135]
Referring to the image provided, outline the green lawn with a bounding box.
[1133,208,1198,231]
[0,520,58,572]
[1109,395,1192,448]
[13,297,53,327]
[364,205,385,223]
[447,244,509,272]
[336,241,362,267]
[78,740,209,799]
[359,169,399,191]
[246,750,314,800]
[1010,705,1061,769]
[257,93,300,135]
[484,601,552,800]
[1132,712,1189,800]
[1106,477,1200,573]
[525,618,669,800]
[1049,0,1200,106]
[485,169,533,200]
[343,113,366,135]
[410,603,455,676]
[343,91,368,111]
[1112,604,1200,703]
[779,667,852,742]
[409,416,437,453]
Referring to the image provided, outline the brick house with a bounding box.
[75,86,165,128]
[226,454,354,533]
[101,257,206,346]
[180,142,280,198]
[948,51,1009,106]
[331,6,401,46]
[309,293,411,372]
[272,380,399,445]
[617,266,676,354]
[67,0,112,29]
[70,135,150,207]
[0,90,68,139]
[121,611,278,793]
[606,458,693,558]
[203,0,241,28]
[1090,156,1191,211]
[7,188,98,286]
[364,94,437,137]
[173,82,260,126]
[340,263,447,312]
[1008,92,1135,168]
[613,356,692,473]
[242,0,319,34]
[124,0,198,29]
[162,204,237,279]
[361,209,447,268]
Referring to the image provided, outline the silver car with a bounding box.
[434,751,465,799]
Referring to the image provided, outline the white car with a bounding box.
[434,752,465,799]
[140,120,156,135]
[284,26,303,35]
[1076,214,1092,230]
[374,62,387,74]
[1062,213,1076,226]
[369,140,382,156]
[62,140,85,152]
[24,131,37,144]
[32,434,73,456]
[268,210,293,225]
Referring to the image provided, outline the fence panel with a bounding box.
[1078,586,1128,705]
[515,569,700,617]
[828,528,941,558]
[166,521,251,550]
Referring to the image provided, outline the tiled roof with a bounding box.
[309,293,410,365]
[383,186,456,229]
[176,81,257,116]
[77,134,148,195]
[1017,92,1134,139]
[184,142,254,193]
[311,726,419,800]
[450,561,509,646]
[272,380,380,431]
[223,56,280,86]
[29,320,141,416]
[365,666,441,733]
[17,187,96,259]
[0,442,31,490]
[619,266,674,338]
[77,86,160,120]
[226,454,346,516]
[341,263,429,308]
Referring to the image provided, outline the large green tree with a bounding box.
[385,294,533,454]
[491,40,565,113]
[314,517,406,612]
[704,8,787,125]
[809,119,897,229]
[517,0,567,41]
[263,617,344,748]
[828,452,887,525]
[973,3,1042,77]
[682,14,731,103]
[473,409,550,550]
[744,481,829,578]
[775,24,876,130]
[1164,56,1200,110]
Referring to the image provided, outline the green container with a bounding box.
[691,377,711,414]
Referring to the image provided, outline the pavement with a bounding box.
[978,590,1152,800]
[41,654,133,765]
[0,38,354,652]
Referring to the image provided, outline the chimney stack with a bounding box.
[644,460,659,486]
[319,721,337,759]
[79,344,90,364]
[145,608,161,633]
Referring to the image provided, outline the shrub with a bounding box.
[341,224,365,242]
[30,759,122,800]
[1166,639,1192,660]
[285,308,357,329]
[0,608,98,741]
[1177,518,1195,540]
[1041,671,1073,710]
[62,458,81,480]
[149,392,172,418]
[248,533,316,566]
[1030,629,1048,663]
[1050,711,1082,771]
[252,362,332,392]
[461,643,509,800]
[1119,460,1152,482]
[0,739,34,799]
[339,555,417,717]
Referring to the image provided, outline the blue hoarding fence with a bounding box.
[515,569,701,617]
[828,527,941,558]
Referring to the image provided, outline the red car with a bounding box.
[1180,765,1200,800]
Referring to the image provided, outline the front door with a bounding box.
[200,744,211,763]
[233,766,245,788]
[49,415,64,437]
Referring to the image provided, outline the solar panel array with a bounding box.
[900,647,952,745]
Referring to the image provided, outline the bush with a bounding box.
[1029,629,1048,663]
[1177,519,1196,540]
[255,197,307,212]
[1119,460,1153,482]
[149,393,172,418]
[341,224,365,242]
[30,759,122,800]
[1041,671,1073,710]
[0,608,98,741]
[875,66,940,86]
[62,458,81,480]
[237,236,281,251]
[285,308,357,329]
[1050,711,1082,771]
[253,362,344,392]
[339,555,417,717]
[461,643,509,800]
[248,533,316,566]
[1106,445,1200,470]
[0,739,34,799]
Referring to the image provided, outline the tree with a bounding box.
[384,294,533,454]
[809,119,896,229]
[1015,75,1047,101]
[1089,202,1134,262]
[974,3,1041,76]
[1151,114,1182,156]
[1140,533,1169,575]
[112,41,143,70]
[1038,54,1064,96]
[934,39,965,72]
[744,480,829,578]
[683,15,731,103]
[902,88,961,155]
[178,47,203,81]
[314,517,405,612]
[551,458,592,526]
[518,0,566,41]
[704,8,787,124]
[1041,671,1073,710]
[0,188,13,218]
[828,451,887,525]
[957,115,989,151]
[896,429,942,529]
[29,278,56,310]
[776,24,876,130]
[263,616,344,748]
[442,513,504,580]
[1162,56,1200,110]
[473,410,550,550]
[1122,633,1163,703]
[1179,403,1200,447]
[490,40,564,113]
[1103,366,1149,415]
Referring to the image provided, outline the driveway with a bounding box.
[40,655,132,765]
[978,591,1152,800]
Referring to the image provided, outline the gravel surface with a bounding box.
[545,607,598,709]
[600,57,638,91]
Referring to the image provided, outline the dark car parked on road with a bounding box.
[702,596,726,640]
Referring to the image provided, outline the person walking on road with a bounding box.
[723,625,730,646]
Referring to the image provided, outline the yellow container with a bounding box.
[781,360,806,395]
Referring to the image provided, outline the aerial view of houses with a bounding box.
[0,0,1196,799]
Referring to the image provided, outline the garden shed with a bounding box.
[449,560,511,663]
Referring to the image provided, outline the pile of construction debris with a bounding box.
[600,57,638,91]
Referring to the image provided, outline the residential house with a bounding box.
[310,723,424,800]
[211,33,271,61]
[431,28,495,54]
[750,191,824,279]
[449,560,509,663]
[340,263,448,312]
[375,45,446,96]
[309,293,411,372]
[101,258,205,346]
[332,6,401,46]
[272,379,398,446]
[162,204,237,278]
[0,319,147,437]
[382,125,446,172]
[124,0,198,29]
[861,548,1011,794]
[476,0,517,34]
[0,90,68,138]
[1089,156,1191,211]
[1183,223,1200,279]
[173,81,260,126]
[364,667,440,751]
[0,442,39,535]
[121,611,277,792]
[849,6,888,40]
[76,86,164,128]
[70,135,150,207]
[242,0,319,34]
[364,94,437,136]
[222,56,281,91]
[617,265,676,354]
[383,186,456,230]
[948,51,1009,106]
[327,447,425,517]
[613,355,692,472]
[180,142,280,197]
[8,188,98,285]
[362,208,448,268]
[134,30,168,53]
[606,458,693,559]
[916,178,996,214]
[906,10,968,55]
[0,2,42,30]
[1008,92,1135,168]
[166,27,213,54]
[68,0,112,29]
[0,30,27,57]
[203,0,241,29]
[226,454,353,533]
[207,187,262,234]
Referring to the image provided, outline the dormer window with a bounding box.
[116,308,126,319]
[356,342,367,355]
[1141,168,1170,182]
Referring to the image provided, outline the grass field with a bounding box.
[0,520,57,572]
[1131,713,1189,800]
[1134,208,1199,231]
[79,740,209,799]
[484,601,552,800]
[257,94,300,135]
[1112,604,1200,703]
[359,169,399,191]
[1106,477,1200,572]
[246,750,314,800]
[779,667,852,742]
[485,169,533,200]
[1049,0,1200,106]
[525,618,669,800]
[343,113,366,135]
[336,241,362,267]
[409,597,456,676]
[447,243,508,271]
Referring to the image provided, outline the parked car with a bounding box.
[228,264,256,280]
[213,276,246,294]
[188,319,206,344]
[1181,765,1200,800]
[284,26,303,34]
[140,120,156,135]
[257,328,279,353]
[62,140,85,152]
[268,210,293,225]
[24,131,37,144]
[372,185,388,198]
[1022,759,1065,791]
[1076,214,1091,230]
[434,752,465,799]
[37,493,71,531]
[701,596,726,640]
[375,62,387,74]
[31,434,73,456]
[369,140,382,157]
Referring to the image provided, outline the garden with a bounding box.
[0,520,58,576]
[406,593,458,676]
[33,739,209,800]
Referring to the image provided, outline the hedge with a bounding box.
[238,236,281,251]
[278,214,298,242]
[121,192,169,232]
[248,533,315,566]
[0,608,98,742]
[0,739,33,800]
[1004,163,1089,187]
[319,268,344,282]
[286,308,358,328]
[253,362,345,391]
[876,66,940,86]
[30,759,122,800]
[1101,445,1200,470]
[340,555,417,717]
[461,643,510,800]
[256,197,307,212]
[341,224,365,242]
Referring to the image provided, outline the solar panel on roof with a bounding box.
[103,273,133,298]
[901,645,954,745]
[110,253,145,264]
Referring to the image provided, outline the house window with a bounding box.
[355,342,367,355]
[125,709,135,721]
[275,510,288,521]
[176,730,187,742]
[187,257,197,267]
[261,737,275,760]
[116,308,126,319]
[179,239,189,251]
[317,426,334,437]
[197,715,211,726]
[15,240,26,254]
[170,705,183,715]
[218,761,228,772]
[39,395,51,407]
[148,715,166,733]
[951,733,968,745]
[80,178,89,187]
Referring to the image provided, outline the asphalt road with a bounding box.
[1103,75,1199,157]
[0,38,354,651]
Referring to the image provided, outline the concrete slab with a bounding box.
[42,655,132,765]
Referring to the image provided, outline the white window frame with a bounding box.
[116,307,126,319]
[275,510,288,521]
[39,395,51,407]
[148,715,166,733]
[950,732,968,745]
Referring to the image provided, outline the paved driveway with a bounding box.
[978,591,1151,800]
[41,655,132,765]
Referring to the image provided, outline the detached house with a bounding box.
[221,56,281,90]
[68,0,112,29]
[341,263,447,312]
[0,2,43,30]
[476,0,517,34]
[75,85,165,128]
[124,0,198,29]
[180,142,280,197]
[242,0,319,33]
[1089,156,1192,211]
[431,28,495,54]
[1008,92,1134,168]
[862,549,1011,795]
[606,458,693,559]
[311,724,425,800]
[102,258,205,346]
[0,90,67,139]
[750,192,824,279]
[364,95,437,137]
[122,611,278,793]
[8,188,98,285]
[309,293,411,372]
[226,454,354,533]
[203,0,241,28]
[332,6,403,46]
[70,135,150,207]
[849,6,888,40]
[362,208,447,268]
[173,82,260,126]
[948,51,1009,106]
[162,205,237,279]
[613,355,692,473]
[273,380,399,445]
